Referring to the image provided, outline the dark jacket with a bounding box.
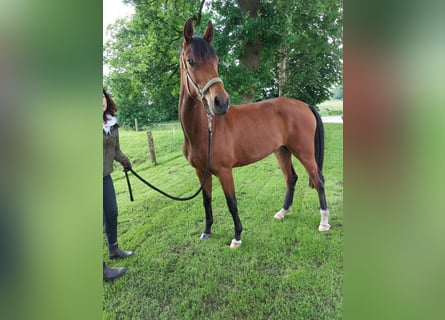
[103,123,128,177]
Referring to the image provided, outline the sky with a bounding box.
[103,0,134,43]
[103,0,135,74]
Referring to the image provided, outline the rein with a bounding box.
[126,118,212,201]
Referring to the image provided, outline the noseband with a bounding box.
[181,53,223,114]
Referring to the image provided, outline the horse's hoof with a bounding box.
[318,224,331,232]
[229,239,242,249]
[200,233,212,240]
[274,208,290,219]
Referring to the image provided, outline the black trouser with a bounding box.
[103,175,118,248]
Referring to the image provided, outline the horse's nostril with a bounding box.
[215,96,229,108]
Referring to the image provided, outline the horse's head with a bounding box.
[182,18,230,116]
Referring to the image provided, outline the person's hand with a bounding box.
[122,159,132,172]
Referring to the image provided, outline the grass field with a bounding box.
[103,121,343,319]
[318,99,343,116]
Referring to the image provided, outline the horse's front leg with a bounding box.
[197,169,213,240]
[218,169,243,248]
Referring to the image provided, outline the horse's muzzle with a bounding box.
[212,95,230,115]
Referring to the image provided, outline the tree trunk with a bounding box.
[237,0,263,103]
[238,0,260,16]
[278,46,288,97]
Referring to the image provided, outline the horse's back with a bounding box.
[229,97,315,129]
[233,97,311,115]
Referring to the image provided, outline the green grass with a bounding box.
[104,122,343,319]
[318,99,343,116]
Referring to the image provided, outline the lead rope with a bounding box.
[126,114,213,201]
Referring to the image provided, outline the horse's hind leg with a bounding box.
[297,153,330,231]
[196,169,213,240]
[274,147,298,219]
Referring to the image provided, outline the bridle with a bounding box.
[181,52,223,115]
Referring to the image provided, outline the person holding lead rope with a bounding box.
[102,89,134,280]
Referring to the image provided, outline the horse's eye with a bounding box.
[187,57,195,67]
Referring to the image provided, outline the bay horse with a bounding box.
[179,18,330,248]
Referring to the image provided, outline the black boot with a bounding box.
[109,244,134,259]
[103,263,127,281]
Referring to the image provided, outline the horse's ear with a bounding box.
[203,20,214,44]
[184,18,194,44]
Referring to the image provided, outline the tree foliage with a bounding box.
[332,85,343,99]
[103,0,342,126]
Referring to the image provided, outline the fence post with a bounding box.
[134,118,139,131]
[147,131,157,164]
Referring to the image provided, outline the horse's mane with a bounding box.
[189,36,217,61]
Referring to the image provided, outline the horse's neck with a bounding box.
[179,92,207,144]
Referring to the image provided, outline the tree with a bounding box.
[104,0,210,127]
[332,85,343,99]
[209,0,343,105]
[103,0,343,125]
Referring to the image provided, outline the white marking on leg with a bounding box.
[200,233,211,240]
[274,207,291,220]
[230,239,242,249]
[318,209,331,231]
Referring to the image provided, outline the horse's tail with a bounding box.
[308,105,325,188]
